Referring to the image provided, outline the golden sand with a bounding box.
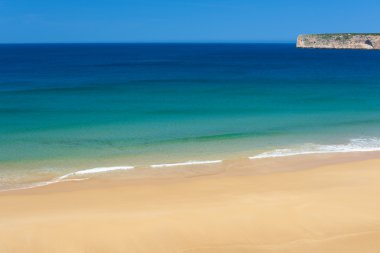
[1,153,380,252]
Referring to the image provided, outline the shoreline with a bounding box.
[2,137,380,192]
[1,151,380,252]
[1,149,380,193]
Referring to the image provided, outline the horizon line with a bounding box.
[0,41,295,45]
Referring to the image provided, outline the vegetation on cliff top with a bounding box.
[302,33,380,39]
[300,33,380,43]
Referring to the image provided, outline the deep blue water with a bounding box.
[1,43,380,188]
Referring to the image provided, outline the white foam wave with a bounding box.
[151,160,223,168]
[0,166,135,192]
[250,138,380,159]
[0,178,88,192]
[57,166,135,180]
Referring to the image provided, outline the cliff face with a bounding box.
[297,34,380,50]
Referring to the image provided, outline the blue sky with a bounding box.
[1,0,380,43]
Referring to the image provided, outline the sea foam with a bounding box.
[0,166,135,192]
[57,166,135,180]
[151,160,223,168]
[250,138,380,159]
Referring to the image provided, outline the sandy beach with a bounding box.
[1,152,380,253]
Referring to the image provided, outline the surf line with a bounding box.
[150,160,223,168]
[248,138,380,160]
[57,166,136,180]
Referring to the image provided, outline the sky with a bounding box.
[1,0,380,43]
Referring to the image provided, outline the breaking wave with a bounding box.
[150,160,223,168]
[250,138,380,159]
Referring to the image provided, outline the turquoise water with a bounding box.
[1,44,380,189]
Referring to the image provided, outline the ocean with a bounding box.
[1,43,380,190]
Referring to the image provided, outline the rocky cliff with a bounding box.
[297,34,380,50]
